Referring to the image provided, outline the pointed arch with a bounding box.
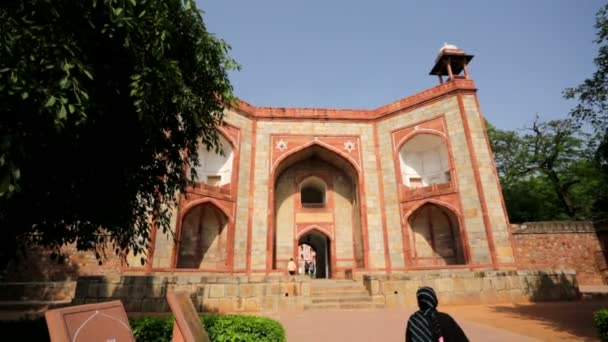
[403,200,469,267]
[189,130,235,187]
[268,141,369,274]
[217,125,238,151]
[296,225,334,241]
[272,140,362,176]
[395,129,447,152]
[398,132,451,188]
[175,200,231,270]
[403,199,461,222]
[180,197,232,223]
[297,228,334,279]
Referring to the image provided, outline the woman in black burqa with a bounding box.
[405,286,469,342]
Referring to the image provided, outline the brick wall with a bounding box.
[512,221,607,286]
[2,243,124,282]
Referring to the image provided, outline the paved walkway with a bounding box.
[266,308,538,341]
[261,301,606,341]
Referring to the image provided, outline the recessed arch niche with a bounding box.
[399,134,450,188]
[176,202,229,269]
[407,202,465,266]
[189,133,234,187]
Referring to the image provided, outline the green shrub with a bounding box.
[0,313,285,342]
[129,314,286,342]
[129,315,174,342]
[202,314,286,342]
[594,308,608,341]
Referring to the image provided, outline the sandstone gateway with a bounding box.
[5,44,598,313]
[157,43,513,275]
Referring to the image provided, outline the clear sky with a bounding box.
[196,0,605,131]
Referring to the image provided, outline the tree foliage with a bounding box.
[0,0,238,269]
[563,2,608,223]
[564,3,608,134]
[487,118,605,223]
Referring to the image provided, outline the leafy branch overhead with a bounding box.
[0,0,239,267]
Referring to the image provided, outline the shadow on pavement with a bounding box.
[489,301,607,341]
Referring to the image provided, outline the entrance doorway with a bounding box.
[298,230,331,278]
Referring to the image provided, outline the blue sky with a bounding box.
[196,0,605,131]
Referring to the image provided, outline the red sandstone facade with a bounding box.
[129,44,517,278]
[7,45,608,289]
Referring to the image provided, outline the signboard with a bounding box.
[166,290,210,342]
[45,300,135,342]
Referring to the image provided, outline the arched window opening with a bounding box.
[399,134,450,188]
[300,176,326,207]
[407,203,465,266]
[189,133,234,186]
[177,203,228,269]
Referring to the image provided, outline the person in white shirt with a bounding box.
[287,258,297,275]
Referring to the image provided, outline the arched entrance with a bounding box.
[271,143,365,277]
[176,202,229,269]
[407,202,466,266]
[298,229,331,278]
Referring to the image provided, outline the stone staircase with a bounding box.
[305,279,382,311]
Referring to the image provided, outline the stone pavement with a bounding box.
[261,300,607,341]
[264,308,540,342]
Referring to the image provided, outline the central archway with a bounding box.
[298,229,331,278]
[269,142,367,277]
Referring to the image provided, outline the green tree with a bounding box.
[0,0,239,270]
[563,2,608,222]
[487,118,603,222]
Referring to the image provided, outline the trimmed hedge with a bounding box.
[594,308,608,341]
[130,314,286,342]
[0,314,286,342]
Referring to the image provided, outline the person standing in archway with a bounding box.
[287,258,297,276]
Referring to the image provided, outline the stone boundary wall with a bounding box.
[0,281,76,303]
[512,221,607,285]
[363,269,581,308]
[512,221,596,234]
[70,275,312,313]
[0,270,581,314]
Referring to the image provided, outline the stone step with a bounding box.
[311,296,372,304]
[311,290,370,298]
[304,302,384,311]
[310,280,361,288]
[310,287,367,293]
[311,283,368,292]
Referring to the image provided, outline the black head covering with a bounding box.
[407,287,442,342]
[417,286,438,310]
